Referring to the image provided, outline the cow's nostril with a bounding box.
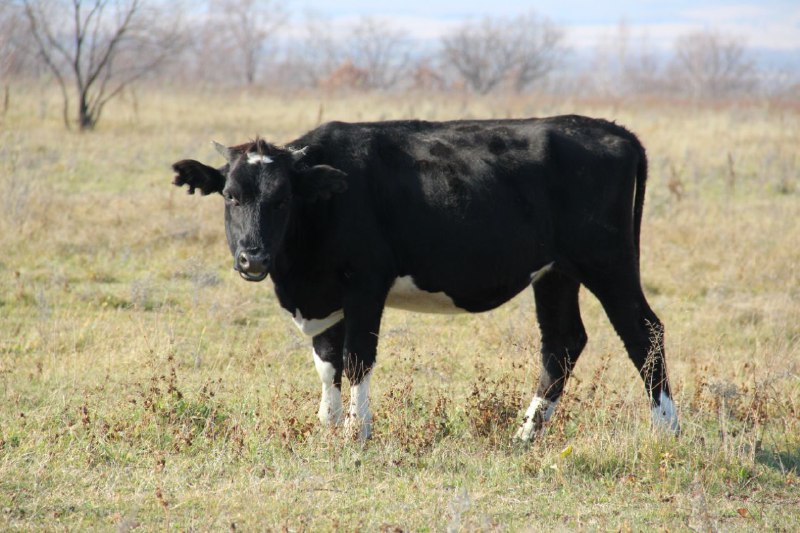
[238,252,250,270]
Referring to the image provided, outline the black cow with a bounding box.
[172,116,679,441]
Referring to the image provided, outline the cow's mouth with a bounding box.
[239,270,268,282]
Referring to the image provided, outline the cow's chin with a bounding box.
[239,270,268,282]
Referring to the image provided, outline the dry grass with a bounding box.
[1,85,799,530]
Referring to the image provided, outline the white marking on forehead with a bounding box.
[291,309,344,337]
[530,262,554,284]
[651,391,679,433]
[247,152,273,165]
[385,275,465,314]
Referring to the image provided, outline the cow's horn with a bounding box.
[290,146,309,161]
[212,141,232,162]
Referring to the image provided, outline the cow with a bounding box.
[171,115,679,441]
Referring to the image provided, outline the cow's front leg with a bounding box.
[312,321,345,426]
[342,286,388,441]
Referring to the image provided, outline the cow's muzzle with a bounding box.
[236,250,269,282]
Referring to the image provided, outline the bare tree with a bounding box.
[280,15,413,92]
[347,17,413,90]
[1,4,33,115]
[608,20,665,96]
[441,12,565,94]
[670,30,757,100]
[441,17,513,94]
[508,15,565,92]
[23,0,185,131]
[207,0,287,86]
[1,4,36,80]
[283,12,345,89]
[621,36,664,95]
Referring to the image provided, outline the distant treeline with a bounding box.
[2,1,797,130]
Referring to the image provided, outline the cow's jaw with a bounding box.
[238,270,268,282]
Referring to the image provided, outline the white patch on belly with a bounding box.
[530,262,554,284]
[652,391,679,433]
[345,370,373,440]
[292,309,344,337]
[313,349,342,425]
[514,395,558,441]
[385,275,464,314]
[247,152,273,165]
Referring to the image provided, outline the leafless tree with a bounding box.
[268,13,338,90]
[592,20,638,96]
[1,4,35,79]
[280,15,413,92]
[1,4,31,114]
[607,21,665,96]
[287,12,344,88]
[441,12,565,94]
[670,30,757,100]
[206,0,288,86]
[346,17,413,90]
[22,0,186,131]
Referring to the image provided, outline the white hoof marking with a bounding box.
[313,350,343,425]
[346,371,373,440]
[652,391,679,433]
[515,396,557,441]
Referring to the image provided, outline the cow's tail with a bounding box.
[631,135,648,269]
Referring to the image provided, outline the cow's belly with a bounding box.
[385,275,466,314]
[385,263,553,314]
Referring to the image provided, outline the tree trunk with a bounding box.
[78,93,94,131]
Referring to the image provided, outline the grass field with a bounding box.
[1,85,799,531]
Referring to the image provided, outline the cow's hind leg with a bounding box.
[582,268,679,433]
[312,321,345,426]
[516,270,587,441]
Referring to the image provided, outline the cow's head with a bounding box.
[172,140,347,282]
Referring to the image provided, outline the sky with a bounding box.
[294,0,800,52]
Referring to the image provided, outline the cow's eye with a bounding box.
[223,192,240,206]
[274,197,289,210]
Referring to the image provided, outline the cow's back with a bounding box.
[291,116,642,311]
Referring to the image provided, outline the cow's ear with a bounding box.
[172,159,226,195]
[293,165,348,201]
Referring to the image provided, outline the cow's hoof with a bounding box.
[318,414,344,427]
[317,407,344,427]
[651,392,680,435]
[513,415,545,443]
[344,414,372,441]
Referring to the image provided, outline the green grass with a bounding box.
[1,85,799,530]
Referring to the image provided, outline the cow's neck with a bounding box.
[270,205,343,317]
[273,204,327,277]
